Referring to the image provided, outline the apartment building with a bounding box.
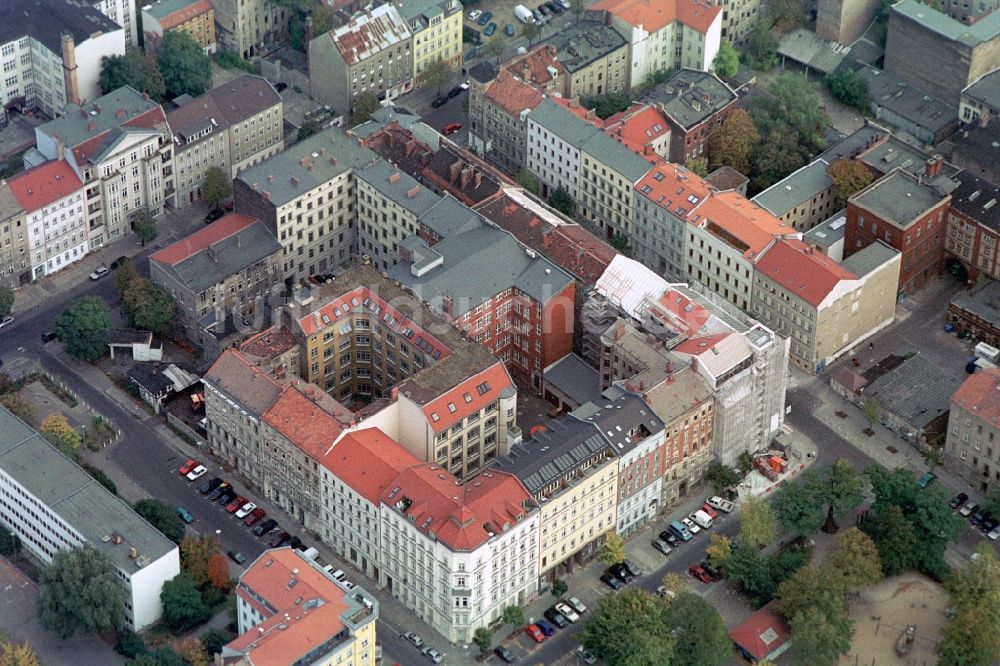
[355,160,438,270]
[751,238,900,372]
[579,131,655,240]
[141,0,216,54]
[753,159,838,232]
[8,160,87,281]
[716,0,764,42]
[0,183,27,289]
[0,0,126,124]
[211,0,289,58]
[603,103,673,160]
[948,279,1000,347]
[944,176,1000,283]
[846,168,952,297]
[468,66,544,174]
[493,415,619,587]
[309,4,413,116]
[961,69,1000,125]
[391,222,576,391]
[644,69,737,164]
[526,98,601,201]
[34,86,174,247]
[167,74,283,207]
[397,0,462,81]
[944,367,1000,494]
[149,213,283,353]
[594,0,722,87]
[538,20,630,97]
[0,406,180,631]
[224,547,378,666]
[233,128,376,284]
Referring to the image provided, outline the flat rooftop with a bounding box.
[851,64,954,136]
[849,169,947,228]
[540,20,627,74]
[753,159,831,218]
[644,69,736,130]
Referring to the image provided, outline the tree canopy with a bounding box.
[351,92,380,124]
[738,494,777,549]
[663,592,732,666]
[0,639,40,666]
[827,527,882,591]
[180,534,220,587]
[158,31,212,98]
[472,627,493,656]
[549,187,575,217]
[825,68,869,111]
[743,25,778,71]
[421,57,454,96]
[161,573,211,631]
[0,287,14,316]
[577,588,675,665]
[516,169,540,195]
[134,499,186,543]
[708,108,759,174]
[774,473,826,537]
[99,53,166,100]
[39,413,81,459]
[828,159,874,206]
[712,42,739,79]
[132,208,158,247]
[601,531,625,565]
[55,296,109,361]
[705,462,741,493]
[581,93,632,120]
[38,546,125,638]
[122,279,176,337]
[937,547,1000,665]
[201,166,232,210]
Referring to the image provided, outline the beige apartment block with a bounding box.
[944,367,1000,494]
[211,0,289,58]
[397,0,462,81]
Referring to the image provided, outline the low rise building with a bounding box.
[961,68,1000,124]
[804,210,848,261]
[0,406,180,631]
[944,366,1000,493]
[538,20,630,97]
[149,213,283,354]
[752,159,837,232]
[211,0,289,59]
[308,4,413,116]
[8,160,88,281]
[947,279,1000,345]
[944,175,1000,283]
[0,184,27,289]
[223,547,378,666]
[141,0,216,54]
[643,69,738,164]
[397,0,462,82]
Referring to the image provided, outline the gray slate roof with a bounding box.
[3,0,121,54]
[964,68,1000,110]
[38,86,162,149]
[753,159,831,217]
[571,390,664,452]
[862,354,962,430]
[419,196,482,237]
[0,406,177,573]
[236,128,377,207]
[356,160,439,215]
[950,279,1000,327]
[643,69,737,130]
[804,211,847,250]
[893,0,1000,46]
[949,175,1000,232]
[583,131,654,182]
[203,349,282,416]
[848,63,954,137]
[528,98,601,149]
[543,354,601,407]
[539,20,627,74]
[840,240,899,277]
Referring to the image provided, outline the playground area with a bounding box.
[840,573,949,665]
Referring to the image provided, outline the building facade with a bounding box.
[539,20,630,97]
[753,159,837,233]
[468,66,543,175]
[645,69,738,164]
[211,0,289,58]
[526,98,600,202]
[944,176,1000,283]
[944,367,1000,494]
[579,131,654,240]
[141,0,216,53]
[0,184,27,289]
[397,0,462,81]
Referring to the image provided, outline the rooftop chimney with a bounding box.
[61,33,81,106]
[116,109,125,119]
[290,175,299,186]
[925,155,943,178]
[406,185,421,199]
[449,161,461,183]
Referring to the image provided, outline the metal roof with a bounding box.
[862,354,963,430]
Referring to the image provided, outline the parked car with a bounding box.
[524,624,545,643]
[667,521,692,542]
[652,538,673,557]
[535,620,555,636]
[468,9,482,21]
[691,509,714,529]
[207,482,230,501]
[504,23,515,36]
[493,645,516,663]
[40,330,58,343]
[227,550,247,564]
[198,477,223,494]
[700,503,719,520]
[477,10,492,25]
[268,531,291,547]
[659,530,679,547]
[431,96,448,108]
[421,647,444,663]
[109,256,128,269]
[980,516,999,533]
[204,208,225,224]
[403,632,424,648]
[610,563,636,583]
[700,560,723,581]
[917,472,936,488]
[176,507,194,524]
[959,501,978,517]
[600,572,623,590]
[186,465,208,481]
[226,496,248,513]
[216,488,237,505]
[235,502,257,519]
[554,601,579,622]
[971,511,986,528]
[243,507,266,526]
[484,22,496,36]
[949,492,969,509]
[544,607,568,628]
[288,536,302,550]
[178,459,198,475]
[253,518,277,536]
[576,647,597,665]
[681,516,701,535]
[537,3,550,15]
[706,495,735,513]
[531,8,543,21]
[0,315,11,330]
[446,85,463,99]
[88,266,110,280]
[989,524,1000,540]
[622,559,643,577]
[565,596,588,615]
[329,569,347,582]
[441,122,462,135]
[688,564,713,584]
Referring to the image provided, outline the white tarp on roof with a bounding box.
[595,255,670,321]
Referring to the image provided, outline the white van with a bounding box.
[514,4,535,23]
[691,509,714,529]
[300,546,319,560]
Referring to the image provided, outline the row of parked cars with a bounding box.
[520,596,594,660]
[400,632,445,663]
[950,492,1000,540]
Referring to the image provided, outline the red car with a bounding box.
[688,564,713,584]
[243,507,266,526]
[524,624,545,643]
[226,496,248,514]
[178,459,198,475]
[441,122,462,135]
[700,503,719,520]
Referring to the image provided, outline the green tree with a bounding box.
[81,462,118,495]
[708,108,759,174]
[55,296,109,361]
[549,186,575,216]
[180,534,220,587]
[158,31,212,98]
[936,606,1000,666]
[861,504,917,576]
[39,413,81,458]
[99,53,166,100]
[712,42,739,78]
[132,208,157,247]
[115,630,147,658]
[743,25,778,71]
[787,603,853,666]
[828,159,874,207]
[724,540,776,607]
[751,73,828,158]
[134,499,186,543]
[770,0,806,32]
[123,278,176,336]
[421,57,453,96]
[570,0,585,23]
[704,533,732,570]
[581,93,632,120]
[980,488,1000,520]
[351,92,380,124]
[737,451,755,475]
[501,605,525,637]
[660,571,688,603]
[577,588,675,665]
[947,545,1000,617]
[0,393,36,424]
[200,628,230,655]
[516,168,540,195]
[825,68,869,111]
[0,524,20,558]
[861,398,880,426]
[611,233,631,255]
[664,592,731,666]
[522,21,541,46]
[818,459,865,532]
[704,462,741,493]
[749,127,810,191]
[773,473,826,537]
[827,527,882,591]
[472,627,493,657]
[0,640,40,666]
[0,287,13,316]
[600,530,625,565]
[739,495,777,549]
[775,565,846,624]
[128,646,187,666]
[767,545,811,588]
[550,577,568,598]
[297,119,321,141]
[115,258,140,294]
[201,166,232,211]
[161,574,211,631]
[38,546,125,638]
[312,3,334,35]
[685,157,709,177]
[484,34,507,65]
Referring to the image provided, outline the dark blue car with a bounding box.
[535,620,555,636]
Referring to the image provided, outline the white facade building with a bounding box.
[0,406,179,630]
[526,98,597,201]
[92,0,138,50]
[8,160,88,280]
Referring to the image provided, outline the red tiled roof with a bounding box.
[240,326,297,360]
[505,45,565,88]
[323,428,420,505]
[592,0,720,34]
[635,161,712,218]
[382,465,532,551]
[652,289,718,337]
[157,0,212,29]
[262,381,351,460]
[728,601,791,661]
[952,366,1000,428]
[754,239,856,308]
[604,104,672,155]
[417,362,513,434]
[8,160,83,212]
[673,332,732,355]
[692,191,795,259]
[485,69,544,117]
[150,214,257,266]
[228,548,350,664]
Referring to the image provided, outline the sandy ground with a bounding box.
[840,573,949,666]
